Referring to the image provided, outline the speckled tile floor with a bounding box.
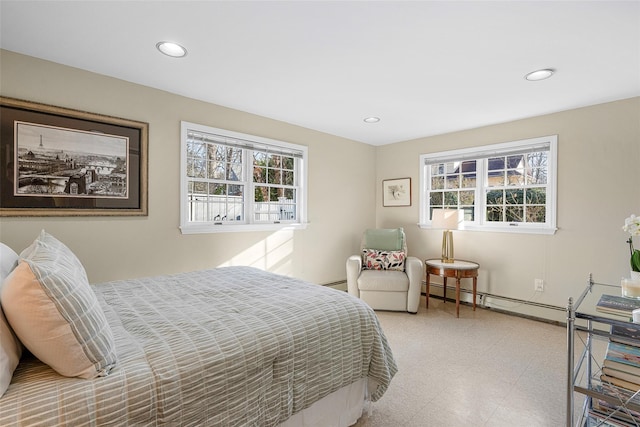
[353,298,570,427]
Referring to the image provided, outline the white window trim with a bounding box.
[180,121,308,234]
[418,135,558,235]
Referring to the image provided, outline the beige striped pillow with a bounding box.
[1,231,116,378]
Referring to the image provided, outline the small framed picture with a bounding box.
[382,178,411,207]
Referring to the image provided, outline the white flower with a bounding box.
[624,214,640,236]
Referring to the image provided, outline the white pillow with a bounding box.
[0,243,21,397]
[0,243,19,283]
[1,231,116,378]
[0,308,21,398]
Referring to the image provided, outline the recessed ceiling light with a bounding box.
[364,117,380,123]
[156,41,188,58]
[525,68,555,81]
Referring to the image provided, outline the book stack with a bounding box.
[590,383,640,426]
[596,294,640,318]
[595,324,640,425]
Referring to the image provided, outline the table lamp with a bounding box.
[432,209,463,263]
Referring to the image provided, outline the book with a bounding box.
[597,294,640,316]
[605,342,640,369]
[612,324,640,342]
[604,359,640,378]
[601,375,640,392]
[602,367,640,386]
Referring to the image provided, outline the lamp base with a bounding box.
[441,230,454,263]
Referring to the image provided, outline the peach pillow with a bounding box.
[1,231,116,378]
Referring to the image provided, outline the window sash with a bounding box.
[420,135,557,234]
[423,139,550,165]
[181,122,307,233]
[187,130,304,159]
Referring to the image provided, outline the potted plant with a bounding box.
[624,214,640,280]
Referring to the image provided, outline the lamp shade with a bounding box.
[432,209,463,263]
[431,209,463,230]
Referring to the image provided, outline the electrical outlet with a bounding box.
[535,279,544,292]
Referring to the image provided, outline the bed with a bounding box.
[0,232,397,426]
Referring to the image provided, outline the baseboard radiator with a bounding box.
[427,282,565,325]
[324,280,565,323]
[427,282,563,311]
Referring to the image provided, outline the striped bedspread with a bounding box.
[0,266,397,426]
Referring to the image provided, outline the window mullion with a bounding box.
[477,159,487,226]
[246,149,254,224]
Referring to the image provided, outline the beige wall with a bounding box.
[2,50,639,322]
[376,96,640,321]
[0,50,376,285]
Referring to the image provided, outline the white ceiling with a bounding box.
[1,1,639,146]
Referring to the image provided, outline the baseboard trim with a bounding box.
[327,279,565,326]
[322,280,346,287]
[322,280,347,291]
[426,283,566,326]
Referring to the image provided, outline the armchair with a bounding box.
[346,228,423,314]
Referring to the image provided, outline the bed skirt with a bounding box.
[279,378,367,427]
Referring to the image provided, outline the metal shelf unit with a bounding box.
[567,275,640,427]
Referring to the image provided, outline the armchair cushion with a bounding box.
[362,228,403,251]
[362,249,406,271]
[357,270,409,292]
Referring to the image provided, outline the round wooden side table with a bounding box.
[425,259,479,318]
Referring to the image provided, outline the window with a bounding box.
[180,121,308,234]
[419,135,557,234]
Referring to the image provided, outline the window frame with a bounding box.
[180,121,308,234]
[419,135,558,235]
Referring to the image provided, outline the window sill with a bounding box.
[180,222,309,234]
[418,223,557,235]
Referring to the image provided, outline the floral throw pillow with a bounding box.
[362,249,406,271]
[385,250,406,271]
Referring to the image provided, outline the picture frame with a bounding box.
[0,97,148,216]
[382,177,411,207]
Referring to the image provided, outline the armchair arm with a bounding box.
[405,257,423,313]
[346,255,362,298]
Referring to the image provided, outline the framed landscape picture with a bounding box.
[383,177,411,207]
[0,97,148,216]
